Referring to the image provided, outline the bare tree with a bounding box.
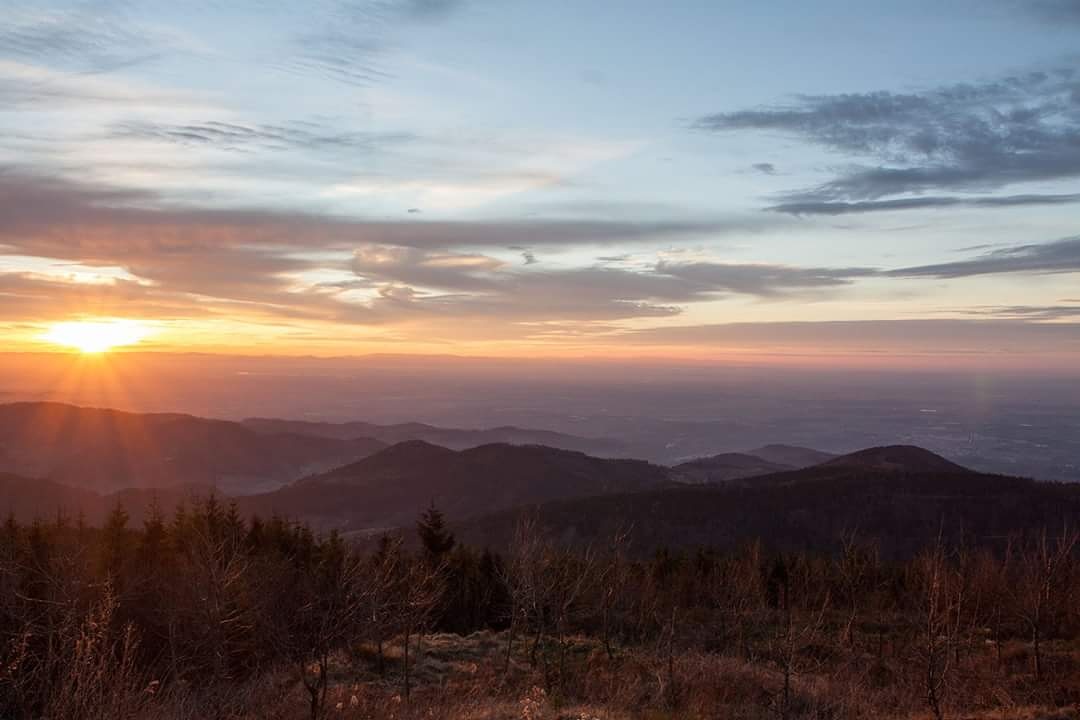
[364,535,406,679]
[835,529,879,648]
[398,554,443,701]
[1010,526,1078,684]
[764,555,830,720]
[501,514,544,674]
[914,536,973,720]
[593,524,632,660]
[501,514,597,687]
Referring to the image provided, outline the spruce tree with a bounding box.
[417,502,455,566]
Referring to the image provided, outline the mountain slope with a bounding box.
[0,402,386,493]
[242,441,669,530]
[241,417,623,455]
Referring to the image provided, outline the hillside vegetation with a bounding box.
[1,498,1078,720]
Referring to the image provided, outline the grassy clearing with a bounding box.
[164,630,1080,720]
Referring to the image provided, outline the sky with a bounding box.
[1,0,1080,368]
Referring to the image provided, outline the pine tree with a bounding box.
[417,502,455,566]
[100,502,130,584]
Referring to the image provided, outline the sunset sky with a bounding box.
[2,0,1080,366]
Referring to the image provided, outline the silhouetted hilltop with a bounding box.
[819,444,968,474]
[244,441,668,530]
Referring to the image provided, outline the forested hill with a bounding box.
[457,457,1079,558]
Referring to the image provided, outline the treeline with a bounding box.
[1,498,1079,720]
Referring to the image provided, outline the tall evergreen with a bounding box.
[417,502,455,565]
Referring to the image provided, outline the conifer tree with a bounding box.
[417,502,455,566]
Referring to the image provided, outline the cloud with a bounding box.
[9,168,1080,341]
[0,59,206,111]
[957,303,1080,320]
[0,5,174,73]
[654,260,877,296]
[697,68,1080,202]
[752,162,776,175]
[0,169,732,249]
[325,243,885,327]
[892,235,1080,277]
[0,169,758,330]
[769,192,1080,215]
[287,0,467,87]
[110,120,416,154]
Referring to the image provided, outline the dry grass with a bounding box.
[131,630,1080,720]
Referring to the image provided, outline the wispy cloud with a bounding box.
[956,303,1080,320]
[654,260,876,297]
[697,68,1080,204]
[0,5,173,72]
[769,193,1080,215]
[110,120,415,153]
[285,0,467,87]
[892,235,1080,278]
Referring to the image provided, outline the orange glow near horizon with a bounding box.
[42,319,153,354]
[0,315,1071,375]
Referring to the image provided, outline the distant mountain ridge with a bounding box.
[744,444,837,468]
[0,437,1067,560]
[671,453,792,483]
[241,417,623,456]
[670,443,840,484]
[0,402,387,493]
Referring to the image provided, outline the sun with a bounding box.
[43,319,152,353]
